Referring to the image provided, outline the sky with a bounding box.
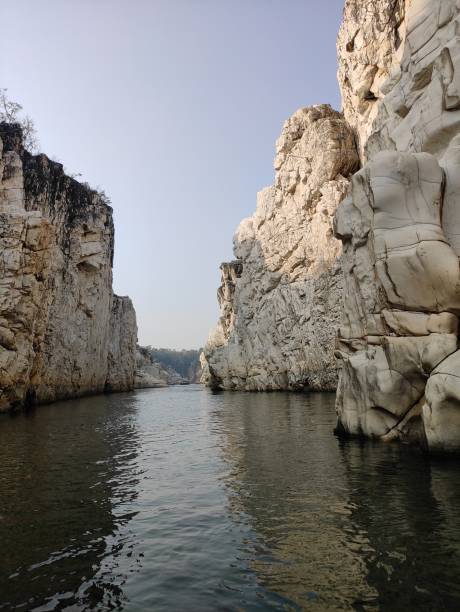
[1,0,344,349]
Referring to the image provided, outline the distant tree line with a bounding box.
[146,347,202,382]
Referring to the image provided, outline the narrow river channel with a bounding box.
[1,386,460,611]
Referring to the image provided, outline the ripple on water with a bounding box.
[1,387,460,611]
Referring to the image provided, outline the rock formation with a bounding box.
[135,347,169,389]
[338,0,460,161]
[135,346,200,388]
[0,123,137,411]
[105,296,138,393]
[203,0,460,452]
[202,105,359,390]
[334,150,460,451]
[334,0,460,453]
[337,0,406,158]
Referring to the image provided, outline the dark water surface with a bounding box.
[1,387,460,611]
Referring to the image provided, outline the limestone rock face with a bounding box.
[334,0,460,452]
[203,105,359,391]
[0,123,137,411]
[134,346,190,388]
[424,351,460,453]
[334,149,460,452]
[340,0,460,162]
[106,296,138,392]
[134,347,169,389]
[337,0,406,158]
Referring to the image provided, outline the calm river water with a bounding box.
[1,386,460,611]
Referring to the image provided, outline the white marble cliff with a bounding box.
[0,123,137,411]
[202,105,358,390]
[204,0,460,453]
[335,0,460,453]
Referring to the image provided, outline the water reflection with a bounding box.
[0,393,142,611]
[213,392,460,611]
[2,387,460,611]
[339,440,460,610]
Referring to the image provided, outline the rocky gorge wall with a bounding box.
[204,0,460,452]
[0,123,137,411]
[334,0,460,452]
[202,105,359,391]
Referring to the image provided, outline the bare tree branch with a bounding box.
[0,88,39,153]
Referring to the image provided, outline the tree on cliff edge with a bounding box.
[0,88,39,153]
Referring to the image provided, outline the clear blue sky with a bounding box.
[2,0,344,349]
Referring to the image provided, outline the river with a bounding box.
[1,386,460,611]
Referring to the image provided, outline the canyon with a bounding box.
[3,0,460,453]
[203,0,460,453]
[2,4,460,609]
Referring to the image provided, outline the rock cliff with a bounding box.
[339,0,460,162]
[334,0,460,453]
[203,105,359,390]
[203,0,460,452]
[337,0,406,158]
[106,296,138,393]
[135,346,200,388]
[0,123,137,411]
[135,347,169,389]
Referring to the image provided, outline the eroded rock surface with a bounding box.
[337,0,406,158]
[0,123,137,411]
[340,0,460,162]
[334,149,460,452]
[134,346,192,388]
[334,0,460,453]
[201,0,460,452]
[106,296,138,393]
[202,105,359,390]
[135,347,169,389]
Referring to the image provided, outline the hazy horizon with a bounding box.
[2,0,344,349]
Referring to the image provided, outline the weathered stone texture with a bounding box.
[334,149,460,452]
[134,346,191,388]
[134,347,169,389]
[339,0,460,162]
[201,0,460,452]
[334,1,460,452]
[0,123,137,411]
[203,105,359,391]
[337,0,406,158]
[106,296,138,393]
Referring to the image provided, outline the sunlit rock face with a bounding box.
[202,105,359,391]
[0,123,137,411]
[334,150,460,450]
[339,0,460,163]
[203,0,460,451]
[334,1,460,452]
[337,0,406,159]
[364,0,460,161]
